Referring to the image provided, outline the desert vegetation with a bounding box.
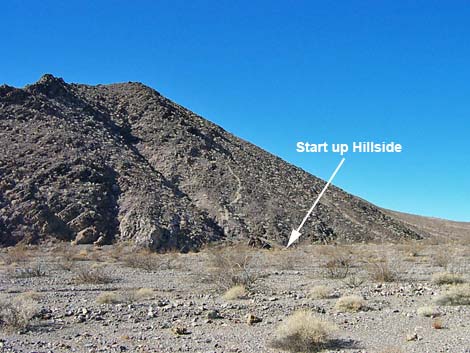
[308,285,333,300]
[0,295,39,332]
[1,240,470,352]
[431,272,465,285]
[434,284,470,306]
[417,306,439,317]
[270,310,336,352]
[73,264,113,284]
[223,285,247,300]
[335,295,367,313]
[205,244,260,291]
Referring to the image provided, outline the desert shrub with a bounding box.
[223,285,246,300]
[8,262,46,278]
[134,288,155,300]
[430,249,453,268]
[308,285,332,300]
[432,272,465,285]
[206,245,259,291]
[122,250,177,271]
[96,291,121,304]
[319,246,354,279]
[74,265,113,284]
[341,274,365,289]
[434,284,470,306]
[0,296,39,331]
[119,288,154,303]
[366,259,397,282]
[417,306,439,317]
[3,244,29,265]
[335,295,366,312]
[401,241,424,257]
[119,289,143,303]
[269,310,336,352]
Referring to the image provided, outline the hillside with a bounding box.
[384,209,470,240]
[0,74,424,250]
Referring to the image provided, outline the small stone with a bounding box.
[207,310,223,320]
[147,306,156,318]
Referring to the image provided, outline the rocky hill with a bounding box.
[0,74,424,250]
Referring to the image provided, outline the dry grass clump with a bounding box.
[434,284,470,306]
[120,288,155,303]
[223,285,247,300]
[0,295,39,331]
[74,264,113,284]
[308,285,333,300]
[335,295,366,312]
[134,288,155,300]
[96,291,121,304]
[8,261,47,278]
[269,310,336,352]
[432,272,465,285]
[96,288,155,304]
[2,244,29,265]
[206,245,259,291]
[417,306,439,317]
[366,258,397,282]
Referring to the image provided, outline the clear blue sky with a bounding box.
[2,1,469,221]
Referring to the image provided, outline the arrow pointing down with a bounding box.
[287,157,346,247]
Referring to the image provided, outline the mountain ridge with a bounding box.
[0,74,429,250]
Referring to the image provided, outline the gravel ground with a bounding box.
[1,242,469,353]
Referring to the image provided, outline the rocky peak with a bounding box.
[25,74,69,97]
[36,74,66,86]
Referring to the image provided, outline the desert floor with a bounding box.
[1,240,469,353]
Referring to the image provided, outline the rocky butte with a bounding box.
[0,74,425,251]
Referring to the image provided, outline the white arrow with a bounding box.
[287,157,346,247]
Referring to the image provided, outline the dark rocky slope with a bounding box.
[0,75,423,250]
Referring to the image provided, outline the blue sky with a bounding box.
[2,1,469,221]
